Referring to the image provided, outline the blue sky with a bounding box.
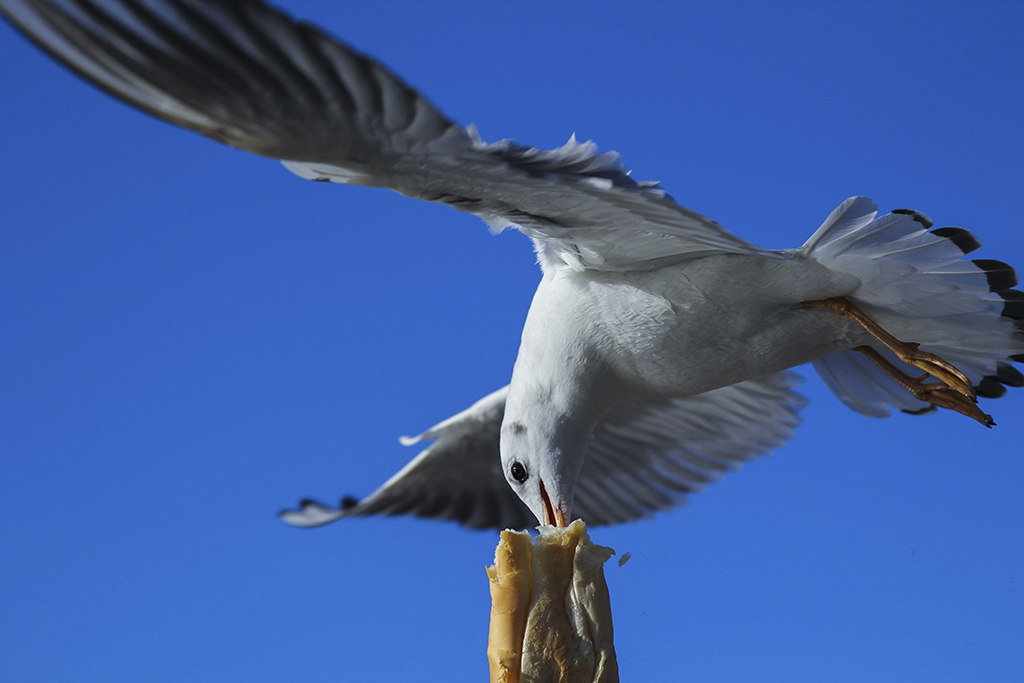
[1,1,1022,681]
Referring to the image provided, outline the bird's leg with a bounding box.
[803,297,974,395]
[854,346,994,426]
[803,297,993,426]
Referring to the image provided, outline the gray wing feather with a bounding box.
[0,0,471,166]
[279,387,536,531]
[280,373,806,531]
[577,371,806,525]
[812,348,942,417]
[2,0,768,270]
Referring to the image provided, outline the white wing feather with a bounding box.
[1,0,769,271]
[281,373,805,530]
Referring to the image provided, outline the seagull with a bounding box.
[3,0,1022,531]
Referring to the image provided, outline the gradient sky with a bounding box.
[2,2,1022,681]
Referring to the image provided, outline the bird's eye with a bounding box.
[509,461,528,484]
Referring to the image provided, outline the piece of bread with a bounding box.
[486,520,618,683]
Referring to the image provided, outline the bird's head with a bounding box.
[499,418,586,528]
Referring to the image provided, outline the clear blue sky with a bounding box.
[2,2,1022,681]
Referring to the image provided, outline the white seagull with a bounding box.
[4,0,1022,530]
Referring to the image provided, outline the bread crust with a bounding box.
[487,521,618,683]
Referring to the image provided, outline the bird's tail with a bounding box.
[798,196,1024,418]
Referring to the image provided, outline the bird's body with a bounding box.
[2,0,1021,530]
[519,255,856,402]
[501,252,864,524]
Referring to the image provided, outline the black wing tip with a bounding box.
[278,495,364,528]
[996,361,1024,387]
[901,404,939,416]
[893,207,934,229]
[972,259,1020,292]
[931,226,982,255]
[277,495,356,514]
[999,289,1024,325]
[974,362,1024,400]
[975,376,1007,399]
[278,500,311,520]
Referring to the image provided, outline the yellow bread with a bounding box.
[487,520,618,683]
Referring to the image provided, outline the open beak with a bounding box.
[538,479,568,528]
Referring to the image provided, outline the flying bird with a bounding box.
[3,0,1021,531]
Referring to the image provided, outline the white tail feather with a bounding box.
[803,197,1023,417]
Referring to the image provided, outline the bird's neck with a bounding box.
[506,268,626,465]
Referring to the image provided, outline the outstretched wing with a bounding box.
[280,387,535,531]
[280,373,806,530]
[1,0,769,271]
[576,372,805,526]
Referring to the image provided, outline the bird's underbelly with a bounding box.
[613,302,861,398]
[546,255,869,399]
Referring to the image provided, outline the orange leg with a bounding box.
[855,346,994,427]
[804,297,993,427]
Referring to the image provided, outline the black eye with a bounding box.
[509,461,528,484]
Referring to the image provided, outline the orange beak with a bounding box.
[538,479,568,527]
